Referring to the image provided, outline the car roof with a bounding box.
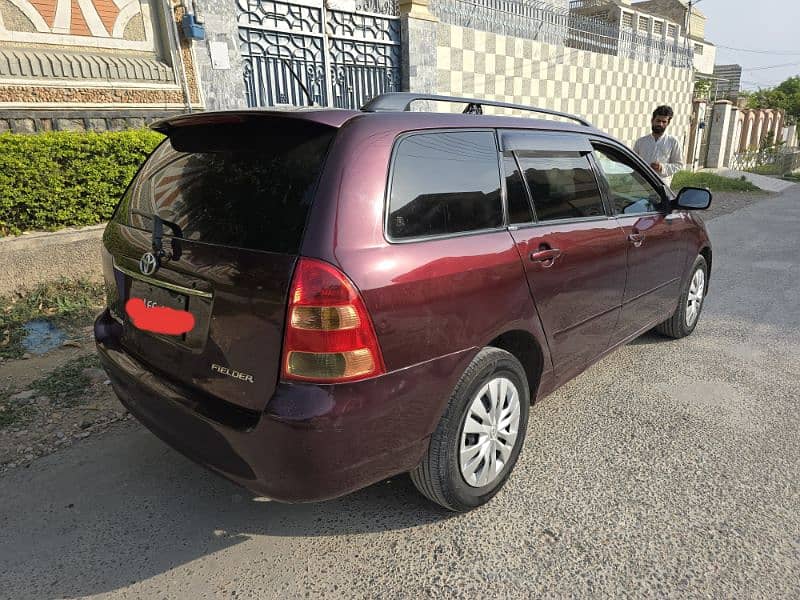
[349,110,604,136]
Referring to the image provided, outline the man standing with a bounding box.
[633,105,684,188]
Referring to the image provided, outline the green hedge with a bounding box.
[0,130,164,236]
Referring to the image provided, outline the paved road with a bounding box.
[2,188,799,599]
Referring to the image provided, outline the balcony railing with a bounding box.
[569,0,609,10]
[429,0,694,68]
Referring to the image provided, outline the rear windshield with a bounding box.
[116,119,335,254]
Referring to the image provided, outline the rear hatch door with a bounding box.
[103,114,338,412]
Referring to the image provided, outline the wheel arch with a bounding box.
[487,329,545,404]
[700,245,712,291]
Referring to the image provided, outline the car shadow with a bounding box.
[627,330,669,346]
[0,425,454,599]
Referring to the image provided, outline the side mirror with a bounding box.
[675,187,712,210]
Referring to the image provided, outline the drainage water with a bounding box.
[21,319,66,355]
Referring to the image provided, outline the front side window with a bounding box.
[516,153,606,222]
[594,147,664,215]
[388,131,502,239]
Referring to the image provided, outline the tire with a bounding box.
[656,255,708,339]
[410,347,530,512]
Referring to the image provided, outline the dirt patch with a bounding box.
[0,331,90,389]
[0,325,131,473]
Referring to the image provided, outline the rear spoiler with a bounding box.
[150,109,358,135]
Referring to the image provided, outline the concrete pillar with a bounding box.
[741,112,754,152]
[705,100,732,169]
[189,0,247,111]
[773,111,783,144]
[723,106,740,167]
[787,125,798,148]
[686,99,706,171]
[400,0,439,103]
[765,114,775,146]
[752,112,765,149]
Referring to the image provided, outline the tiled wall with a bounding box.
[437,24,693,149]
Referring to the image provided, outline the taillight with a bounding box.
[281,258,386,383]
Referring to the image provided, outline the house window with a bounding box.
[667,24,678,37]
[654,21,664,36]
[694,43,704,55]
[621,12,634,29]
[638,15,650,32]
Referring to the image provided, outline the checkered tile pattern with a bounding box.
[436,24,693,150]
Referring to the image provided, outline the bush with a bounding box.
[0,130,164,236]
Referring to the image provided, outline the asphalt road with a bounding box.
[2,188,799,599]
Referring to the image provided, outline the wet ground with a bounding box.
[21,319,66,355]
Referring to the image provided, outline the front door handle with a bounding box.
[628,232,645,247]
[530,248,562,267]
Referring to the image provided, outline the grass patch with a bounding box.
[783,172,800,183]
[0,279,105,359]
[31,354,102,405]
[672,171,761,192]
[747,164,783,176]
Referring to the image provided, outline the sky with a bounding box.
[698,0,800,90]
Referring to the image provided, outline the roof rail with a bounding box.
[361,93,592,127]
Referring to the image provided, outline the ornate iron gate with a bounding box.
[238,0,401,109]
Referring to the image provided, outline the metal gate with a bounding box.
[237,0,401,109]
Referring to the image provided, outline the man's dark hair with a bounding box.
[653,105,674,120]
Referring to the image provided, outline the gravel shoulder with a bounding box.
[702,189,777,221]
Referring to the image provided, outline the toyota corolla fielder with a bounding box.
[95,93,712,512]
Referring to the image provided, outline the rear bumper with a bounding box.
[94,310,473,502]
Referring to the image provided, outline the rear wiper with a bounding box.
[131,210,183,262]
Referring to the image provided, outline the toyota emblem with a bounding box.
[139,252,158,276]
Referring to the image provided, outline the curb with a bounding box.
[0,224,106,296]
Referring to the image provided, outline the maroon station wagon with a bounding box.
[95,93,712,512]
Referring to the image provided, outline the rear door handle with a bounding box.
[628,232,645,247]
[530,248,562,267]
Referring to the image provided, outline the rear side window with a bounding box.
[388,131,502,239]
[117,119,335,254]
[516,153,606,221]
[503,156,533,224]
